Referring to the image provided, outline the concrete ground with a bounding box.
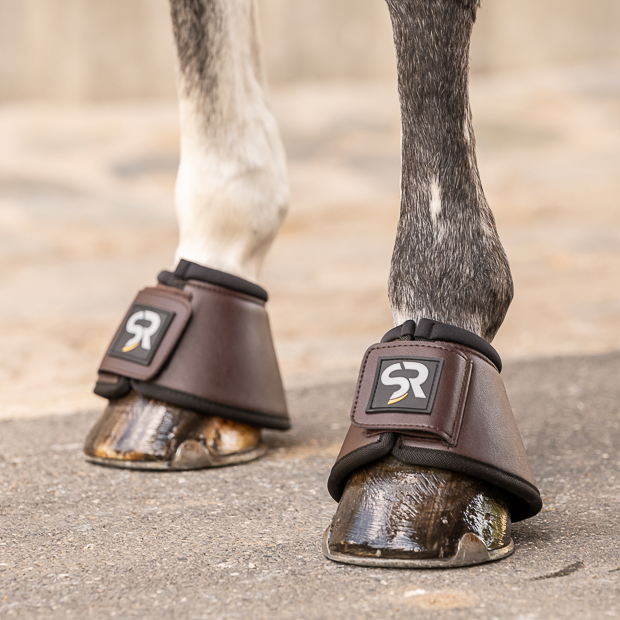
[0,352,619,619]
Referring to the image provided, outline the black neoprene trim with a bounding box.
[131,380,290,431]
[381,318,502,372]
[392,442,542,522]
[94,376,131,400]
[157,259,268,301]
[327,433,397,501]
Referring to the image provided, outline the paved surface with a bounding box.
[0,351,618,619]
[2,64,620,418]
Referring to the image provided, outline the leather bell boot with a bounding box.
[84,259,289,469]
[323,319,542,568]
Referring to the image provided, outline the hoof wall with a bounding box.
[323,456,513,568]
[84,392,265,470]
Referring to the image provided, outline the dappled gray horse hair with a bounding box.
[169,0,513,343]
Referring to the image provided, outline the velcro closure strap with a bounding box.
[98,286,192,381]
[351,341,473,446]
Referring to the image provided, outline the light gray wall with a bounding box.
[0,0,176,99]
[471,0,620,73]
[0,0,618,99]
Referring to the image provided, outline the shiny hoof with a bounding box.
[83,391,266,470]
[323,455,513,568]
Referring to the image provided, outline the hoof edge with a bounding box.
[322,528,514,568]
[84,440,267,471]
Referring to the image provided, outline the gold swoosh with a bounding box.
[387,392,408,405]
[122,342,140,353]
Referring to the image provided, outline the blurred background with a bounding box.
[1,0,619,418]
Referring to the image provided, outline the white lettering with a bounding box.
[402,361,429,398]
[122,310,162,352]
[381,363,409,404]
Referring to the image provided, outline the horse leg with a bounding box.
[170,0,288,279]
[84,0,290,469]
[387,0,512,338]
[324,0,541,567]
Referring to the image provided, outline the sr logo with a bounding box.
[382,361,429,404]
[109,303,174,366]
[122,310,162,353]
[366,356,443,415]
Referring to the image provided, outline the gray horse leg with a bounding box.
[388,0,512,341]
[322,0,539,568]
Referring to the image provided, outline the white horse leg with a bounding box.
[171,0,289,281]
[84,0,289,468]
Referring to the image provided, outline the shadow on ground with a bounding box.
[0,352,618,619]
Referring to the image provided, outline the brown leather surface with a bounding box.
[398,350,537,488]
[99,286,192,381]
[148,280,288,420]
[96,277,288,428]
[351,342,472,445]
[336,340,537,489]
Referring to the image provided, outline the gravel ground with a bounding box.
[0,352,618,619]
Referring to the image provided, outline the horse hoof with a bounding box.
[323,456,513,568]
[83,391,266,470]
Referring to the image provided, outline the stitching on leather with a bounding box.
[350,346,374,418]
[136,381,280,420]
[448,358,473,446]
[100,289,192,379]
[356,422,451,434]
[351,341,474,440]
[185,281,264,306]
[351,341,468,421]
[142,289,192,311]
[376,340,470,360]
[394,442,541,494]
[447,342,496,370]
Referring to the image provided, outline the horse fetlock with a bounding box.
[174,158,288,279]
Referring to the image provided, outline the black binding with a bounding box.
[94,375,131,399]
[327,435,541,521]
[381,318,502,372]
[131,380,290,431]
[158,259,268,301]
[327,433,397,502]
[392,443,542,522]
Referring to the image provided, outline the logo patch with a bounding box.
[108,304,174,366]
[366,356,443,415]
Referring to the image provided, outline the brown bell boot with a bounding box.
[84,259,289,470]
[323,319,542,568]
